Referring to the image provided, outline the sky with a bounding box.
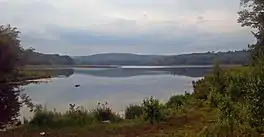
[0,0,256,56]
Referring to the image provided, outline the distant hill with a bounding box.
[22,50,249,66]
[74,51,249,66]
[74,53,163,66]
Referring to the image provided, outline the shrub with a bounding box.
[125,104,143,119]
[192,78,212,100]
[30,105,60,127]
[166,95,186,108]
[142,97,165,124]
[93,102,121,122]
[65,104,95,126]
[207,89,224,107]
[199,121,258,137]
[30,104,96,128]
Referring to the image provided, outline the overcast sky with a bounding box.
[0,0,255,55]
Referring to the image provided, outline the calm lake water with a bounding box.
[21,66,210,117]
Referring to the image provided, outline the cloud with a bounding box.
[0,0,255,55]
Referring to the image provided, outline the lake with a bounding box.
[21,66,211,117]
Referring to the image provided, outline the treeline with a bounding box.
[23,50,249,66]
[22,50,74,65]
[75,51,249,66]
[192,0,264,135]
[160,50,249,65]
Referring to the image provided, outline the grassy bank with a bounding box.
[1,95,218,137]
[3,65,264,136]
[15,68,74,83]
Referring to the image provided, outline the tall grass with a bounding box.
[29,103,122,128]
[93,102,122,122]
[125,104,143,119]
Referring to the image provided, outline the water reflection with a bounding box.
[2,66,211,126]
[74,67,211,78]
[26,67,211,78]
[52,69,74,77]
[0,69,74,129]
[28,68,74,78]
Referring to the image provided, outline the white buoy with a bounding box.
[102,120,111,124]
[40,132,46,136]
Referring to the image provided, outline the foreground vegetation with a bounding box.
[2,93,220,137]
[16,68,74,82]
[4,64,263,137]
[1,0,264,136]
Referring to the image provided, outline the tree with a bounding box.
[0,25,23,81]
[212,63,226,94]
[238,0,264,132]
[0,25,24,129]
[238,0,264,64]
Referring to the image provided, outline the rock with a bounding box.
[40,132,46,136]
[0,129,6,132]
[102,120,111,124]
[15,121,21,126]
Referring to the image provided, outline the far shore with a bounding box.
[24,64,242,69]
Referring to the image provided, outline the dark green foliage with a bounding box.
[217,96,239,134]
[238,0,264,132]
[0,25,23,79]
[200,99,257,136]
[0,83,21,129]
[30,103,120,128]
[207,89,223,107]
[166,95,186,108]
[30,105,58,127]
[23,50,74,65]
[0,25,20,74]
[125,105,143,119]
[192,63,259,135]
[242,67,264,132]
[65,104,95,126]
[161,50,249,66]
[238,0,264,30]
[75,51,249,66]
[238,0,264,65]
[193,63,227,101]
[142,97,165,124]
[211,63,227,94]
[192,78,211,100]
[0,25,25,129]
[93,102,121,122]
[225,72,249,102]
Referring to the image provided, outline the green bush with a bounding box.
[93,102,121,122]
[199,121,258,137]
[64,104,95,126]
[166,95,186,108]
[30,104,97,128]
[192,77,212,100]
[142,97,165,124]
[125,104,143,119]
[30,105,60,127]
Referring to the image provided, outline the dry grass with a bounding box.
[0,106,217,137]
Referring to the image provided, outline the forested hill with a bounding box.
[74,50,249,66]
[23,50,249,66]
[23,51,74,65]
[160,50,249,65]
